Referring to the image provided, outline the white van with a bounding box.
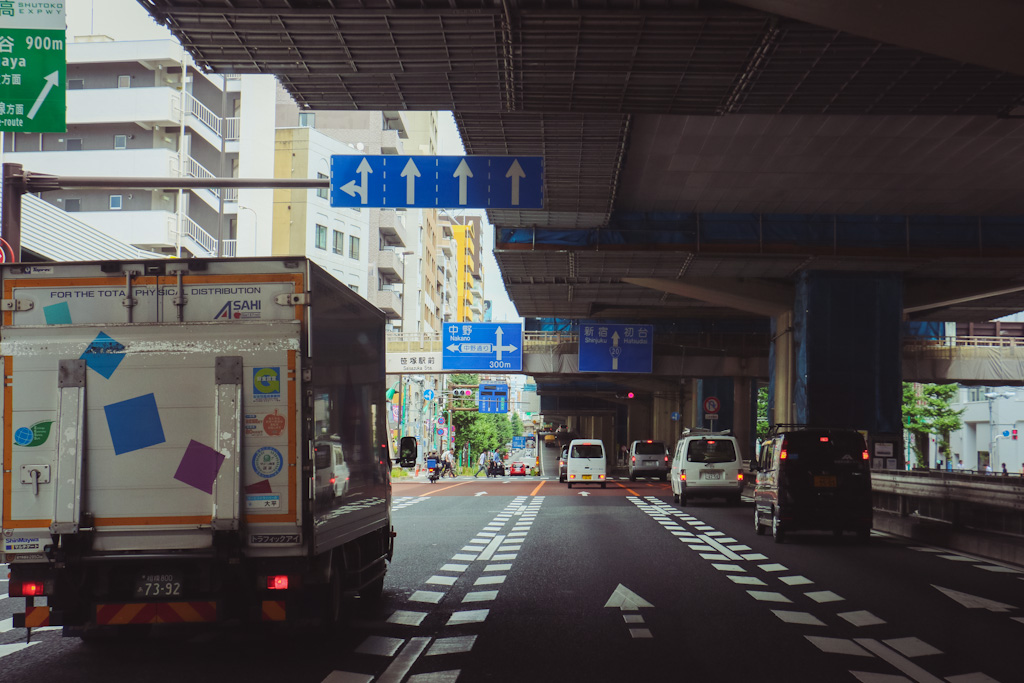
[670,431,745,505]
[566,439,607,489]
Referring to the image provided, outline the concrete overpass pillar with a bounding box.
[653,392,680,446]
[792,272,904,449]
[771,310,796,425]
[733,376,754,462]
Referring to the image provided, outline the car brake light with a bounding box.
[329,477,336,485]
[664,456,669,463]
[780,449,788,460]
[19,581,45,596]
[862,449,869,460]
[679,473,686,481]
[820,436,830,442]
[267,575,289,590]
[737,472,744,481]
[645,440,653,443]
[707,440,716,445]
[631,456,635,463]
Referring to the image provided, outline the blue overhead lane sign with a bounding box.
[330,155,543,209]
[578,322,654,373]
[443,322,523,372]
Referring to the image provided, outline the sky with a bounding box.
[67,1,521,322]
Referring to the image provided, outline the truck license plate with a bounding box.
[582,474,592,480]
[134,572,183,598]
[814,475,837,488]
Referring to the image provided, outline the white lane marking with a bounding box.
[447,609,489,625]
[687,545,715,551]
[728,544,752,552]
[933,585,1015,612]
[355,636,405,656]
[629,628,653,639]
[484,564,512,572]
[697,535,744,561]
[426,636,477,656]
[463,591,498,603]
[748,590,792,603]
[388,611,427,626]
[937,555,975,562]
[321,671,373,683]
[839,611,887,627]
[742,553,769,561]
[945,674,1003,683]
[909,547,943,552]
[883,638,942,658]
[759,563,789,572]
[478,532,497,538]
[771,610,826,626]
[1014,617,1024,625]
[848,672,911,682]
[728,575,767,586]
[712,564,745,572]
[452,554,477,562]
[426,576,457,586]
[476,535,507,562]
[974,565,1020,573]
[492,553,517,561]
[805,636,873,657]
[854,639,944,683]
[508,532,528,538]
[699,553,729,561]
[498,544,521,552]
[806,590,845,603]
[474,575,505,586]
[440,564,469,573]
[377,637,432,683]
[780,576,813,586]
[409,590,446,604]
[623,614,644,624]
[461,545,486,553]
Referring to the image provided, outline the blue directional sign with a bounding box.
[443,322,523,372]
[512,436,527,449]
[578,322,654,373]
[423,389,435,401]
[330,155,543,209]
[478,384,509,414]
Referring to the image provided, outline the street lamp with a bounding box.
[984,390,1015,472]
[238,205,258,256]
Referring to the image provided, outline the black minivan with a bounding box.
[752,427,872,543]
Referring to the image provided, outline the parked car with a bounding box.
[628,440,670,481]
[752,426,872,543]
[670,430,744,506]
[566,439,607,489]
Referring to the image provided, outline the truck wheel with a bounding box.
[567,482,572,489]
[772,508,786,543]
[601,482,607,489]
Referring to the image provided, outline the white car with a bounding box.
[566,439,607,489]
[669,432,744,506]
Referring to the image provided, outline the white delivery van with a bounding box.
[670,431,745,506]
[566,439,607,489]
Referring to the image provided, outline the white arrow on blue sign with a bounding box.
[578,322,654,374]
[330,155,543,209]
[443,322,523,372]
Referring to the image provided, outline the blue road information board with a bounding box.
[330,155,543,209]
[443,322,523,372]
[478,384,509,414]
[578,322,654,373]
[512,436,527,448]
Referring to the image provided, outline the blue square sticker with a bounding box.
[104,393,166,455]
[253,367,281,402]
[43,301,72,325]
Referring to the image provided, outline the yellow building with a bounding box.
[452,216,483,321]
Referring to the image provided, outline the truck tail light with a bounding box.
[16,580,46,597]
[862,450,869,461]
[267,575,289,590]
[599,474,606,480]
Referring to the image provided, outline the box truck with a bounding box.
[0,257,393,635]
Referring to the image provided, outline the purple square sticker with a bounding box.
[174,440,226,494]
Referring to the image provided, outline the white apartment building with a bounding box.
[3,37,277,259]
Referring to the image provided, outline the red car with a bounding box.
[509,461,528,476]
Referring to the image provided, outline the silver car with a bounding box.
[628,440,670,481]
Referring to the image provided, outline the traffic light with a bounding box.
[1013,429,1018,441]
[452,388,472,397]
[626,391,635,399]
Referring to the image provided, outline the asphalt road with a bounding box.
[1,467,1021,682]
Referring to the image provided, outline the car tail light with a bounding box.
[679,473,686,481]
[664,456,669,463]
[645,440,653,444]
[707,440,716,445]
[631,456,635,463]
[819,436,830,442]
[17,581,45,597]
[599,474,606,480]
[780,449,788,460]
[737,472,744,481]
[267,575,289,590]
[862,449,869,460]
[329,477,336,485]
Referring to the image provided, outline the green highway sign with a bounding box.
[0,2,66,133]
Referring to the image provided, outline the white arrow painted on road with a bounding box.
[604,584,654,610]
[27,71,59,120]
[340,157,372,204]
[505,159,526,206]
[475,491,488,496]
[494,327,517,360]
[578,491,590,496]
[401,158,420,204]
[453,159,473,205]
[933,585,1015,612]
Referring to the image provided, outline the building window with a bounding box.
[114,134,127,150]
[110,195,123,210]
[349,284,359,294]
[349,235,360,260]
[299,112,315,127]
[68,79,84,90]
[65,198,81,212]
[333,230,345,254]
[315,224,327,250]
[317,172,328,200]
[66,138,82,151]
[117,75,131,88]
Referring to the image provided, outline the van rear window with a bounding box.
[633,442,666,455]
[782,432,867,467]
[571,445,603,459]
[686,439,738,463]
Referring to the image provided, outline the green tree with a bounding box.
[902,382,964,469]
[756,386,769,441]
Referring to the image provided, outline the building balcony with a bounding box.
[369,287,403,319]
[376,249,405,283]
[378,210,409,248]
[437,238,455,257]
[5,147,179,177]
